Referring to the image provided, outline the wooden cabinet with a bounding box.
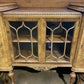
[0,7,83,84]
[2,7,81,68]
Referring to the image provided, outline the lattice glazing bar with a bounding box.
[46,22,75,62]
[9,21,38,62]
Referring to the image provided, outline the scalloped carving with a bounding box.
[29,66,57,71]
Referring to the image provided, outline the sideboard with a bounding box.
[0,1,84,84]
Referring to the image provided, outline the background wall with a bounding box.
[0,0,84,7]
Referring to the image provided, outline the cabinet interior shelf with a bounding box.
[12,35,71,43]
[14,50,69,63]
[12,35,37,42]
[46,50,69,63]
[14,48,69,63]
[46,35,71,43]
[14,50,38,62]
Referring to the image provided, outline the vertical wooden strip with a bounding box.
[72,14,84,68]
[4,20,15,62]
[0,14,4,65]
[0,13,12,67]
[63,31,68,56]
[70,19,81,64]
[38,19,46,63]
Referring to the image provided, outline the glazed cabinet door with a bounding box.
[0,13,12,71]
[8,19,40,63]
[45,19,80,64]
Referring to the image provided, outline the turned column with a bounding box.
[70,72,76,84]
[3,73,8,84]
[77,74,81,84]
[8,71,15,84]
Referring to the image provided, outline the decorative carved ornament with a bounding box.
[29,66,57,71]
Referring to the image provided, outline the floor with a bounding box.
[0,67,84,84]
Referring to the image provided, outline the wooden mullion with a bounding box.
[4,20,15,62]
[38,19,46,63]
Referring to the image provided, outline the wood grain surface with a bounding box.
[0,0,84,7]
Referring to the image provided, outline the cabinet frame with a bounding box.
[3,14,81,71]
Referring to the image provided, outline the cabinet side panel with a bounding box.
[0,13,12,70]
[72,14,84,72]
[70,19,81,63]
[4,20,14,62]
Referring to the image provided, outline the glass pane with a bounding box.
[46,28,51,42]
[53,43,64,58]
[62,22,75,30]
[46,22,66,43]
[33,43,38,57]
[68,28,74,41]
[32,28,38,41]
[9,21,38,62]
[20,43,31,57]
[47,22,60,30]
[18,27,31,42]
[46,43,51,57]
[9,21,38,42]
[62,22,75,41]
[46,22,75,63]
[10,28,17,41]
[24,22,37,29]
[65,43,71,58]
[9,21,22,29]
[13,43,19,57]
[46,43,64,62]
[46,22,75,43]
[53,28,66,42]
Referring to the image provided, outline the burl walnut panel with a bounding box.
[0,0,84,7]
